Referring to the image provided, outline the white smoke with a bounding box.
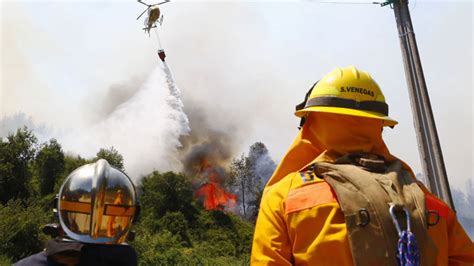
[60,62,190,180]
[0,60,194,182]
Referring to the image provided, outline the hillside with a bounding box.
[0,128,254,265]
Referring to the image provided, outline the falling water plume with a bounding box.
[61,62,190,181]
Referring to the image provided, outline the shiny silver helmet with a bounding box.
[58,159,138,244]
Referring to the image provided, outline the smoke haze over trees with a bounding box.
[417,173,474,239]
[452,181,474,239]
[0,128,254,264]
[2,63,190,181]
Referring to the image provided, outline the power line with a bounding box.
[318,1,381,5]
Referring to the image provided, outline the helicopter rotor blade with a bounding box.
[149,0,169,7]
[136,8,149,20]
[137,0,150,6]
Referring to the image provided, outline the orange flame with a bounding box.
[194,159,237,210]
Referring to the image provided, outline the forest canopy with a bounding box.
[0,127,268,265]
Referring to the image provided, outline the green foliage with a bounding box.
[35,139,65,196]
[54,154,91,192]
[191,211,253,257]
[134,171,253,265]
[140,171,197,221]
[0,127,37,204]
[95,146,124,171]
[0,254,12,266]
[0,199,49,262]
[132,209,253,265]
[157,211,190,244]
[132,228,191,265]
[0,128,254,264]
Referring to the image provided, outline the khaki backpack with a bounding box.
[309,153,438,266]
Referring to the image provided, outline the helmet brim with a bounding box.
[295,106,398,127]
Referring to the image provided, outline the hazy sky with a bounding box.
[0,0,472,189]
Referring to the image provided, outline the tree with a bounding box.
[247,142,276,220]
[95,147,124,171]
[248,142,268,163]
[54,154,91,193]
[35,139,65,196]
[230,154,254,218]
[248,142,275,189]
[230,142,276,220]
[0,127,37,204]
[140,171,196,222]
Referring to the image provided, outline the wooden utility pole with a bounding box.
[384,0,455,209]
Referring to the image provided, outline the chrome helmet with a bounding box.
[58,159,138,244]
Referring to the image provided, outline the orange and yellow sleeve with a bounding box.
[446,208,474,265]
[251,183,293,265]
[425,191,474,265]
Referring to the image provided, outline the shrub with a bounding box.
[140,171,197,221]
[0,200,49,261]
[157,211,190,245]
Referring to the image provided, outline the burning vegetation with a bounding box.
[194,159,237,210]
[178,108,277,217]
[180,138,238,211]
[179,107,240,212]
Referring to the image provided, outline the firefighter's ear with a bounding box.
[127,230,136,241]
[296,81,318,130]
[133,204,141,224]
[43,195,62,238]
[53,194,59,219]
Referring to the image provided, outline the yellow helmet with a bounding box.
[58,159,138,244]
[295,66,398,127]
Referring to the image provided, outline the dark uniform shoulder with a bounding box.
[80,244,137,266]
[13,242,137,266]
[13,251,59,266]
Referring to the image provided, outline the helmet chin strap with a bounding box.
[296,81,318,129]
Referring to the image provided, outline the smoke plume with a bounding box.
[44,62,190,180]
[93,76,146,121]
[177,100,240,211]
[179,106,236,178]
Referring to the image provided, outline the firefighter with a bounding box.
[251,66,474,265]
[14,159,140,266]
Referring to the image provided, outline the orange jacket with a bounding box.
[251,171,474,265]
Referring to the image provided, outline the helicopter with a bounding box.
[136,0,169,35]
